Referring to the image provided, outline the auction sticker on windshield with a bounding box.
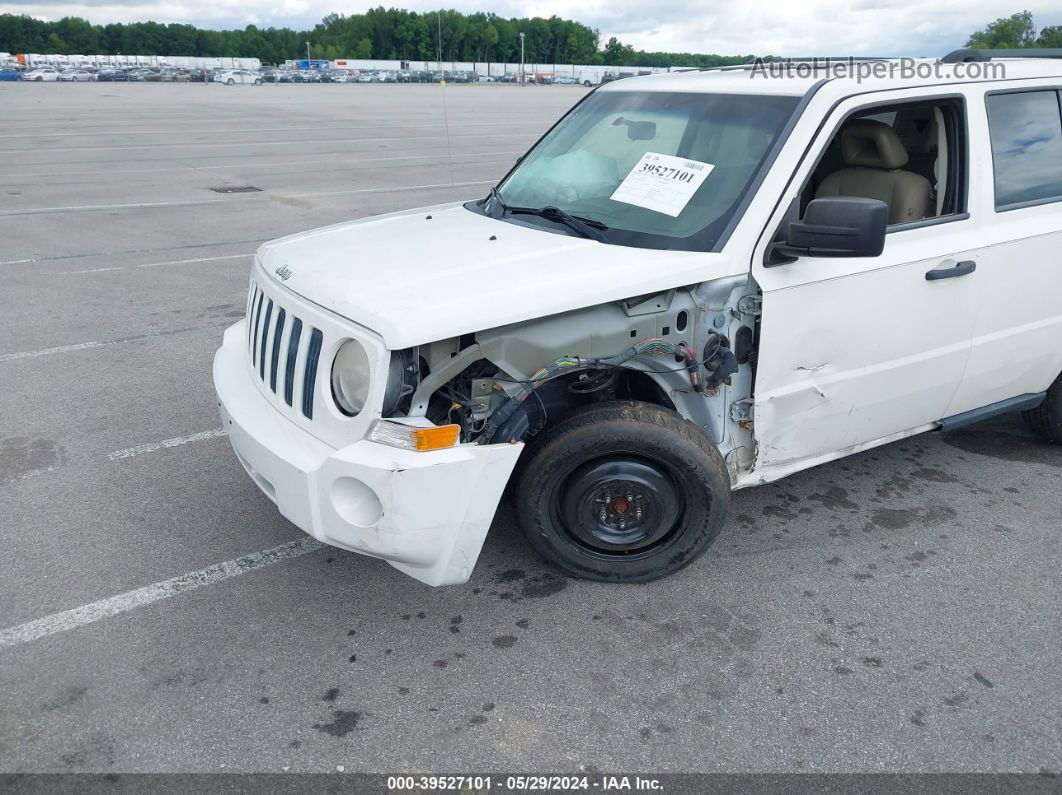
[610,152,715,217]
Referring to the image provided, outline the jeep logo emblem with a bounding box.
[275,265,293,281]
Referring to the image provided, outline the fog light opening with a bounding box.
[329,477,383,528]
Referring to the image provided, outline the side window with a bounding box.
[800,99,967,227]
[986,90,1062,209]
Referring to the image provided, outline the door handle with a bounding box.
[926,260,976,281]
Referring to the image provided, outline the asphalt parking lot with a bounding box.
[0,82,1059,775]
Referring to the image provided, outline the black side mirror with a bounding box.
[773,197,887,260]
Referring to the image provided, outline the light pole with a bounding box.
[436,12,443,71]
[519,32,525,85]
[306,41,311,68]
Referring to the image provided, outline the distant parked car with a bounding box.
[356,72,375,83]
[58,69,95,82]
[214,69,262,85]
[0,68,22,82]
[551,76,579,85]
[23,67,60,82]
[478,74,497,83]
[153,69,187,82]
[96,69,128,82]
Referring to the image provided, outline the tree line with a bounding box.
[965,11,1062,48]
[3,8,1056,69]
[0,9,749,68]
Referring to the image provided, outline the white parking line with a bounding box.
[2,178,495,217]
[0,151,523,181]
[0,122,534,139]
[0,339,110,361]
[0,237,267,267]
[288,178,493,199]
[58,252,251,275]
[0,198,225,217]
[0,132,531,154]
[0,324,226,362]
[0,538,324,651]
[108,428,227,460]
[3,465,59,485]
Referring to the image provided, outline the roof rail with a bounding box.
[942,47,1062,63]
[690,55,895,73]
[757,56,895,63]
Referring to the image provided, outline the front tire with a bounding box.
[1023,372,1062,443]
[226,78,235,85]
[255,78,262,85]
[514,401,730,582]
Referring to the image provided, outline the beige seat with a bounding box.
[815,120,932,225]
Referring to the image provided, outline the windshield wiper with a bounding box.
[507,205,608,242]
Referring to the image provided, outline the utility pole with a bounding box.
[305,41,311,68]
[436,12,443,71]
[519,32,525,85]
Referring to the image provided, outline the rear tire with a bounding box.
[1023,373,1062,443]
[255,79,262,85]
[514,401,730,582]
[226,78,235,85]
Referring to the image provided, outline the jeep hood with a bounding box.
[257,202,734,349]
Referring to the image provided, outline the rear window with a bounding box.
[986,90,1062,208]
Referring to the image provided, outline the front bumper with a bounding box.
[214,321,523,586]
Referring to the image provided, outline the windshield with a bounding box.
[489,90,799,251]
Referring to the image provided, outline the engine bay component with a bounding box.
[383,349,420,416]
[478,337,705,445]
[701,331,738,392]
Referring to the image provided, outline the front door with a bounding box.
[750,90,980,478]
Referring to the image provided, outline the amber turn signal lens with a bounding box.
[368,420,462,451]
[413,424,461,451]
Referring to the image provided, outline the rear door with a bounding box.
[943,82,1062,416]
[750,88,980,477]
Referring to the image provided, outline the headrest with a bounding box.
[841,120,909,170]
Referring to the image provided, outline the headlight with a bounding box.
[331,340,371,416]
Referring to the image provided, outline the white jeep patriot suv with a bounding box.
[214,50,1062,586]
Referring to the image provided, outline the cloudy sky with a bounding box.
[3,0,1061,56]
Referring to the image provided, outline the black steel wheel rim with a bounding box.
[555,454,684,554]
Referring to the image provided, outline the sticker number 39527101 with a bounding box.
[610,152,715,217]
